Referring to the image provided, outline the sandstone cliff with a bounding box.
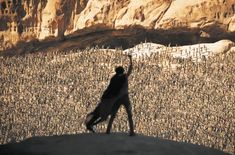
[0,0,234,51]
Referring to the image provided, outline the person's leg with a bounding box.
[123,95,135,136]
[106,103,121,134]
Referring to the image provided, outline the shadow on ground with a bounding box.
[1,26,235,57]
[0,133,231,155]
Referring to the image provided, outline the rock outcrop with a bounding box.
[0,0,234,51]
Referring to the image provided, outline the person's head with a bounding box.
[115,66,124,75]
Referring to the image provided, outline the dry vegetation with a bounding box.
[0,46,235,154]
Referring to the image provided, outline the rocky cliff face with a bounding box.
[0,0,234,51]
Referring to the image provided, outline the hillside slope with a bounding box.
[0,133,231,155]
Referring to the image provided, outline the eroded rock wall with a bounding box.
[0,0,234,51]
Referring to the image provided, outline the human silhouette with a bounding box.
[85,54,135,136]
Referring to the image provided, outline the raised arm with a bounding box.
[126,54,133,77]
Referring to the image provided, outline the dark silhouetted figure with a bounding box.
[85,54,135,136]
